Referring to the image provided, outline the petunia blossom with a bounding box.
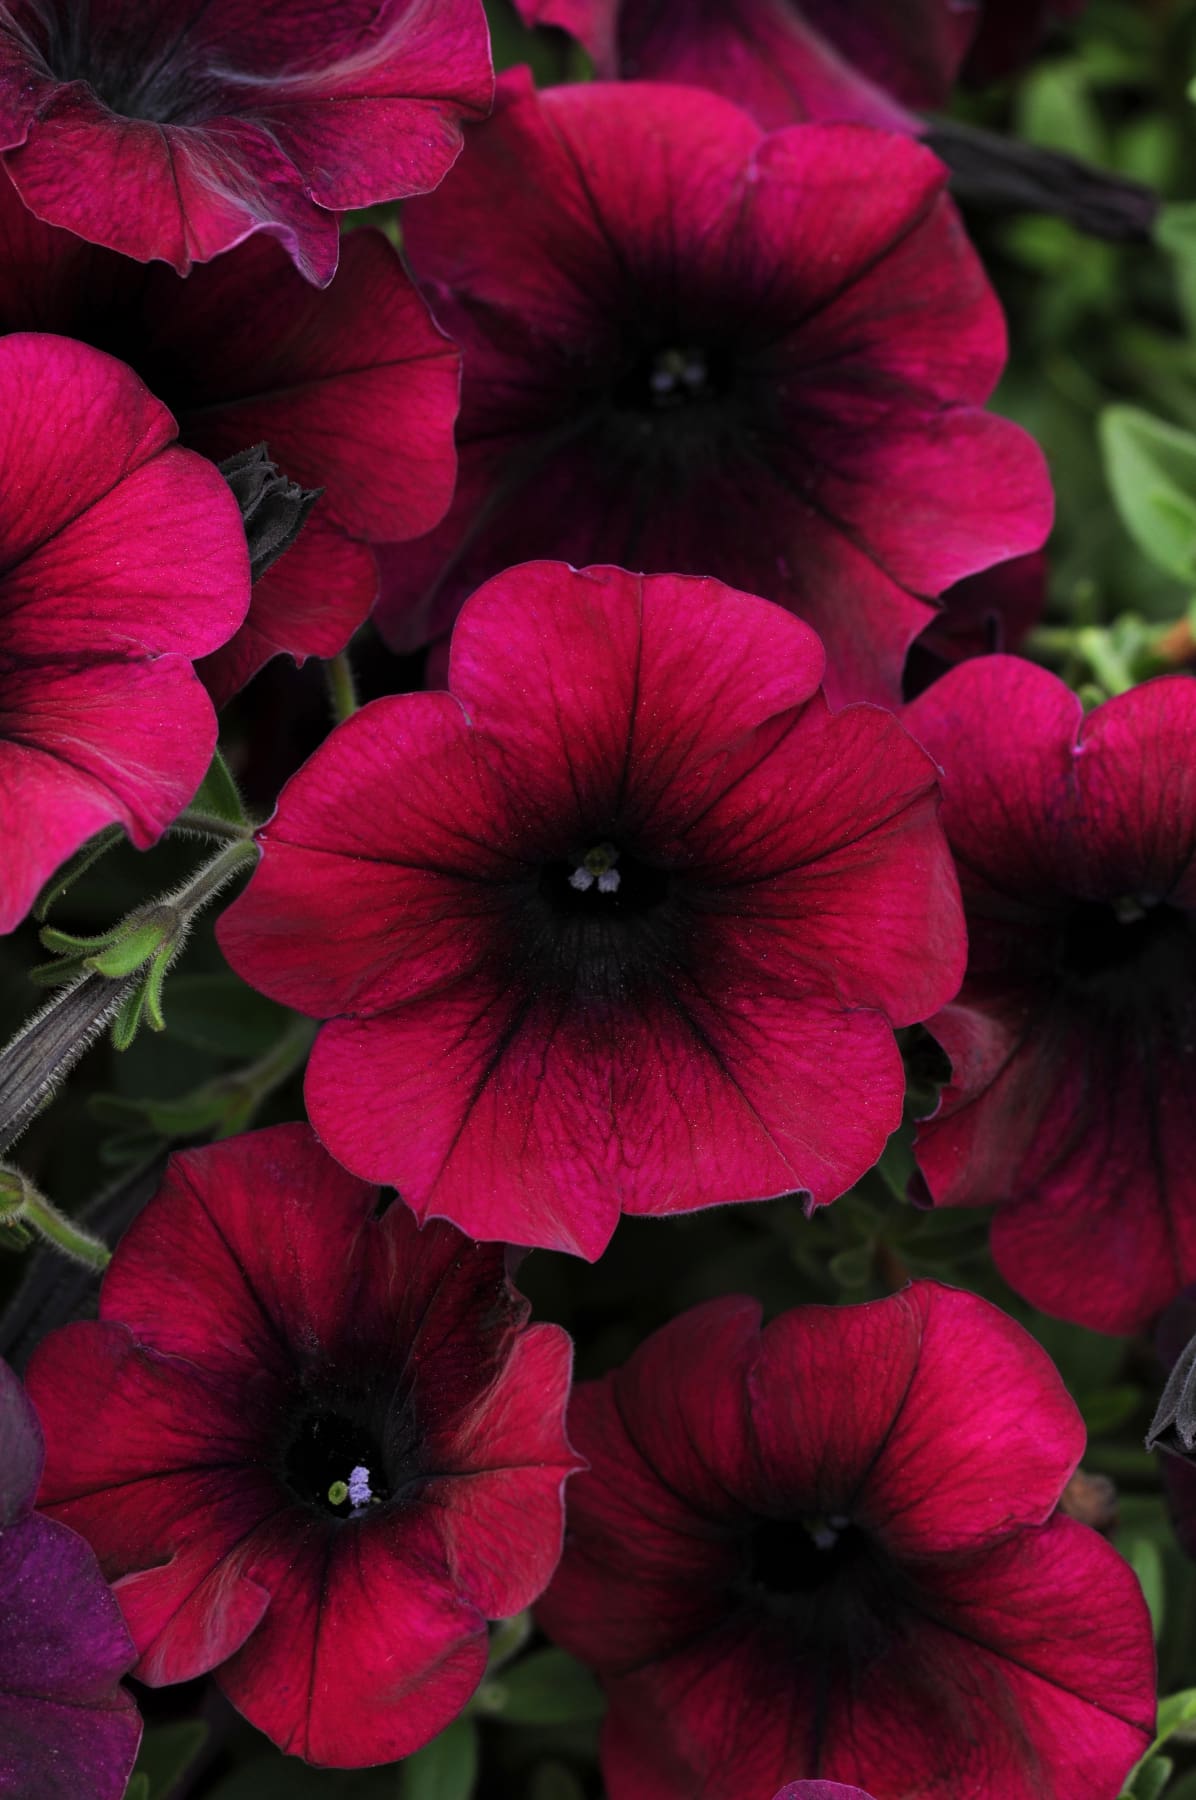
[0,173,460,702]
[511,0,977,131]
[0,0,494,285]
[0,1356,140,1800]
[537,1281,1155,1800]
[219,561,965,1260]
[906,657,1196,1335]
[377,73,1052,708]
[0,332,250,934]
[512,0,1087,132]
[26,1123,579,1768]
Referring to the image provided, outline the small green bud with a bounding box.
[327,1480,349,1507]
[88,918,172,978]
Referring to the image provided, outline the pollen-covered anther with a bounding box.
[568,844,622,894]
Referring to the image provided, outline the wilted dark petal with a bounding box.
[0,1357,41,1522]
[0,1514,140,1800]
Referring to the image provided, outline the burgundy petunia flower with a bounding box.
[25,1124,579,1768]
[537,1281,1155,1800]
[906,657,1196,1335]
[0,1356,140,1800]
[0,0,493,285]
[0,331,249,934]
[904,552,1046,698]
[219,562,964,1259]
[511,0,977,130]
[376,74,1052,707]
[0,172,459,702]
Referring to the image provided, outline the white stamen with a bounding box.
[569,865,596,892]
[809,1523,838,1551]
[348,1465,373,1507]
[596,868,621,893]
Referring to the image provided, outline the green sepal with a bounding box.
[190,748,249,828]
[142,950,172,1033]
[87,920,170,978]
[111,983,149,1053]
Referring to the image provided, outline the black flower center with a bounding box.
[612,343,732,413]
[539,843,671,919]
[31,10,223,124]
[283,1409,394,1520]
[1057,895,1196,1012]
[746,1514,868,1602]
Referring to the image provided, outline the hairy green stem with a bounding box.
[0,1166,110,1272]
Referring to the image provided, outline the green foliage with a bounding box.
[473,1649,606,1726]
[128,1723,209,1800]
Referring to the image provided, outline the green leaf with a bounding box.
[1079,1383,1143,1435]
[474,1648,606,1726]
[1017,63,1107,163]
[1122,1532,1166,1639]
[1121,1689,1196,1796]
[123,1778,150,1800]
[529,1763,587,1800]
[399,1718,478,1800]
[1131,1755,1174,1800]
[161,974,292,1059]
[190,748,248,827]
[1100,406,1196,583]
[131,1722,208,1800]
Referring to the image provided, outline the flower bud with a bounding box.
[219,445,322,584]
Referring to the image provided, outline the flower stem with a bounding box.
[326,651,359,725]
[0,1165,110,1272]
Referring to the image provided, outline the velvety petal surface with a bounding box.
[0,0,494,282]
[222,564,963,1255]
[907,659,1196,1331]
[0,1354,43,1523]
[28,1127,578,1767]
[0,1515,141,1800]
[539,1281,1151,1800]
[513,0,978,126]
[0,333,249,930]
[383,77,1052,705]
[0,187,457,697]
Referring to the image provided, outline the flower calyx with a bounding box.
[219,444,322,585]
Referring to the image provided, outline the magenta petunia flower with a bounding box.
[0,1356,140,1800]
[906,657,1196,1335]
[536,1281,1155,1800]
[0,331,250,934]
[511,0,977,131]
[0,0,493,285]
[376,73,1052,708]
[25,1124,579,1768]
[0,172,459,702]
[219,562,964,1259]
